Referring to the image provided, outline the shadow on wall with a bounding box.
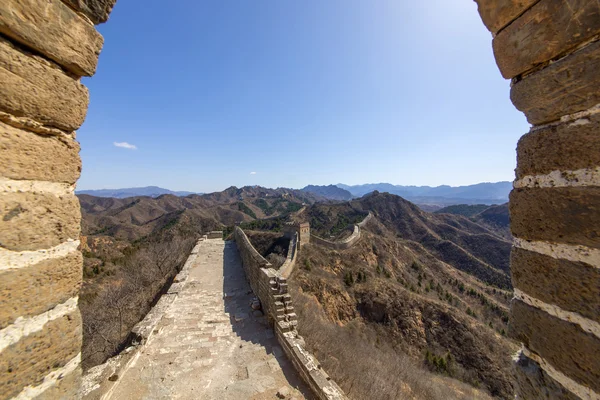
[221,241,312,398]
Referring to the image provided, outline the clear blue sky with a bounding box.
[78,0,529,193]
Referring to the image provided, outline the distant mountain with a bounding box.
[76,186,197,198]
[337,182,512,205]
[301,185,353,201]
[435,204,491,217]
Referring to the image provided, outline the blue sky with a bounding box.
[78,0,529,193]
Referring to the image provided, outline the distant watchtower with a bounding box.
[283,222,310,247]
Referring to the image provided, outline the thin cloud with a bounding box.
[250,171,257,175]
[113,142,137,150]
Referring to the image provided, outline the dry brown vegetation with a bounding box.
[292,289,494,400]
[80,234,195,369]
[289,194,518,399]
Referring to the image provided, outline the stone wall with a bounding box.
[310,212,373,251]
[233,227,346,400]
[279,232,298,279]
[475,1,600,398]
[0,1,115,398]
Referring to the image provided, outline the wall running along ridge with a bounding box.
[474,0,600,398]
[310,212,373,250]
[1,0,598,398]
[0,0,116,398]
[233,227,347,400]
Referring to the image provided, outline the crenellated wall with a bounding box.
[310,212,373,251]
[0,0,116,398]
[233,227,346,400]
[1,1,598,398]
[475,1,600,398]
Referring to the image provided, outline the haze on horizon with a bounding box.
[78,0,529,193]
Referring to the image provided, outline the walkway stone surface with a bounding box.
[107,239,310,400]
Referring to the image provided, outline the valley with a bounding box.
[78,185,515,399]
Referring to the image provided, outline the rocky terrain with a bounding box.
[78,186,321,369]
[285,193,517,399]
[79,187,516,399]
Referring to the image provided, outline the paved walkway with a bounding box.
[108,239,309,400]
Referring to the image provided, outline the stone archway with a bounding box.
[0,0,598,398]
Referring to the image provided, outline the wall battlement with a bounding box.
[233,227,347,400]
[310,212,373,251]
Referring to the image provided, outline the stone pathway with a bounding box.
[107,239,310,400]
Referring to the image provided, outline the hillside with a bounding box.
[283,193,516,398]
[301,184,353,201]
[435,204,490,217]
[78,185,320,369]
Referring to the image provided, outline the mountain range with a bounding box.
[336,182,512,205]
[76,186,198,198]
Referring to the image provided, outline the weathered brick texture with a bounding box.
[493,0,600,78]
[510,187,600,249]
[0,192,81,252]
[512,351,581,400]
[511,39,600,125]
[0,121,81,184]
[515,112,600,179]
[512,248,600,323]
[0,37,90,132]
[510,300,600,393]
[474,0,539,33]
[0,0,104,76]
[0,252,82,329]
[62,0,118,24]
[0,311,82,399]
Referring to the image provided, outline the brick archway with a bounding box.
[0,1,598,398]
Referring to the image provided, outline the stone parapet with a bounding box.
[234,227,347,400]
[478,1,600,398]
[0,0,113,397]
[310,212,372,251]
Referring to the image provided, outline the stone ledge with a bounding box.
[0,191,81,252]
[0,310,81,399]
[0,37,90,132]
[61,0,117,24]
[0,0,104,76]
[512,247,600,324]
[510,187,600,249]
[474,0,538,34]
[513,350,580,400]
[510,300,600,393]
[0,252,82,329]
[0,121,81,184]
[493,0,600,79]
[511,39,600,125]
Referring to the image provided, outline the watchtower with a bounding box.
[283,222,311,248]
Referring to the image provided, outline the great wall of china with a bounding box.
[1,0,599,398]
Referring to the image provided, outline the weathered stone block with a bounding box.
[0,252,82,329]
[511,40,600,125]
[513,351,580,400]
[493,0,600,78]
[0,0,104,76]
[510,300,600,393]
[510,187,600,249]
[512,247,600,323]
[35,366,81,400]
[0,38,89,132]
[475,0,538,33]
[0,192,81,252]
[0,311,82,399]
[61,0,117,24]
[0,122,81,184]
[516,113,600,178]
